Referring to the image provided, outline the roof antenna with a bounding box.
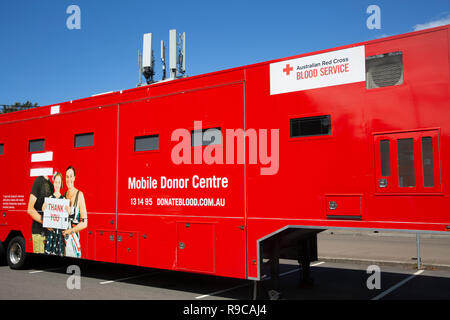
[142,33,155,84]
[178,32,186,77]
[137,50,143,86]
[161,40,166,81]
[169,29,187,79]
[169,29,177,79]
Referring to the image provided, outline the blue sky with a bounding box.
[0,0,449,107]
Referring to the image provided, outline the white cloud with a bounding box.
[413,14,450,31]
[375,34,392,39]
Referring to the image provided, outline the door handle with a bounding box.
[378,178,388,188]
[328,201,337,210]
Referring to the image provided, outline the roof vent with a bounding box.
[366,51,403,89]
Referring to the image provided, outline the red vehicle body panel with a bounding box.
[0,26,449,280]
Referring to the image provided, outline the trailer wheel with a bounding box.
[6,236,30,270]
[0,241,5,266]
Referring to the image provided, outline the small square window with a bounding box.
[29,139,45,152]
[135,135,159,152]
[191,127,221,146]
[290,115,331,138]
[75,133,94,148]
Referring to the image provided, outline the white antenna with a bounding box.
[137,30,186,83]
[142,33,154,84]
[137,50,143,86]
[161,40,166,80]
[178,32,186,76]
[169,29,177,79]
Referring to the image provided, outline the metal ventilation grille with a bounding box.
[366,52,403,89]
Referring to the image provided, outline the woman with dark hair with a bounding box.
[63,166,87,258]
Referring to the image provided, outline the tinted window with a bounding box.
[135,135,159,152]
[421,137,434,187]
[380,139,390,176]
[191,127,221,146]
[0,144,3,155]
[397,138,415,187]
[290,115,331,138]
[29,139,45,152]
[75,133,94,148]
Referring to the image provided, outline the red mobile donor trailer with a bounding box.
[0,26,449,290]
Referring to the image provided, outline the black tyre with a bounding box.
[6,236,30,269]
[0,241,5,266]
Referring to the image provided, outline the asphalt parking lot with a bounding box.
[1,254,449,301]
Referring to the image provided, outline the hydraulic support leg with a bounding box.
[298,240,314,287]
[267,238,282,299]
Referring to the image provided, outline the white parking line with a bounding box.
[195,284,249,299]
[278,261,325,277]
[29,267,65,274]
[99,271,166,284]
[371,269,424,300]
[195,261,326,299]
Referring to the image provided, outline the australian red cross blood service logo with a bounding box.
[270,46,366,95]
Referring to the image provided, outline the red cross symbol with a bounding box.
[283,64,293,76]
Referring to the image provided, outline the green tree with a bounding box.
[1,101,39,114]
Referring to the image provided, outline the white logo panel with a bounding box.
[270,46,366,95]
